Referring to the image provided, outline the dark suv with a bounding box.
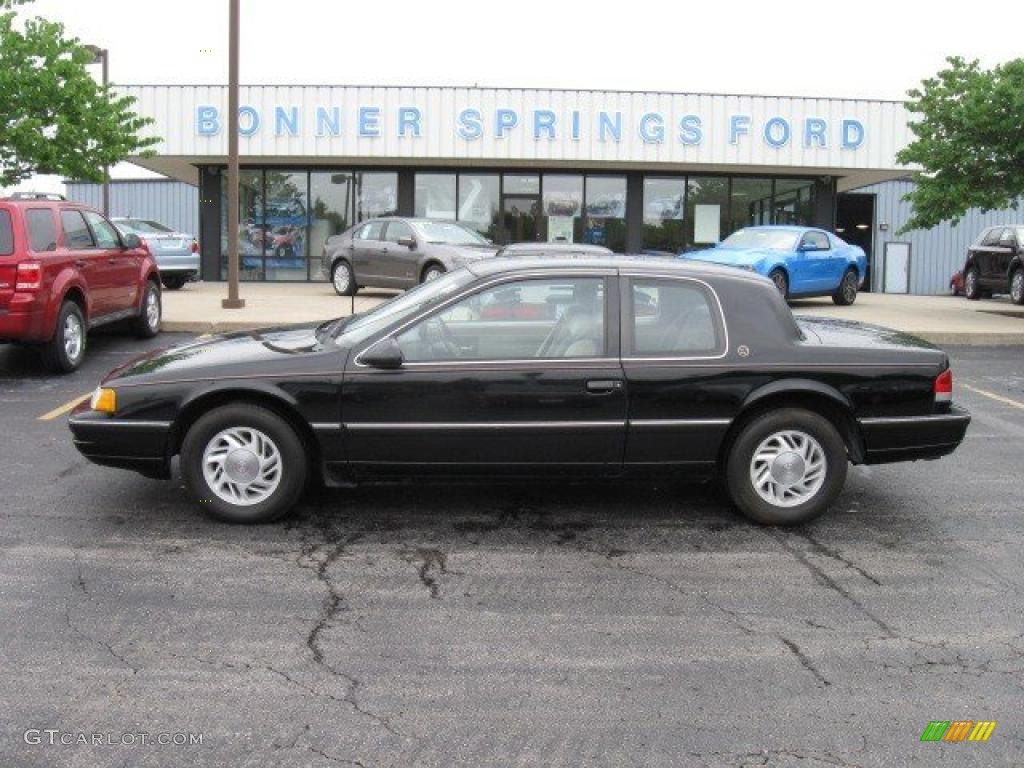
[0,193,162,372]
[963,225,1024,304]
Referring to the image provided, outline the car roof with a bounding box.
[739,225,820,233]
[465,253,761,281]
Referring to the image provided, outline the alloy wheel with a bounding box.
[333,263,351,294]
[145,287,160,330]
[842,273,856,302]
[1012,271,1024,304]
[64,313,83,362]
[749,429,827,508]
[202,427,283,506]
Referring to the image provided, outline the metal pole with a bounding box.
[222,0,244,308]
[101,49,110,216]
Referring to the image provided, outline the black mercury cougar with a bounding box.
[69,255,970,526]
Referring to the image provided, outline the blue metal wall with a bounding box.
[851,179,1024,294]
[65,179,198,236]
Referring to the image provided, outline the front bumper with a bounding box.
[68,409,172,479]
[857,406,971,464]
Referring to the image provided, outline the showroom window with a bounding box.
[415,173,457,219]
[356,172,398,221]
[773,179,816,225]
[642,177,686,253]
[542,174,583,243]
[683,176,728,251]
[310,171,355,281]
[396,277,606,362]
[584,176,626,252]
[263,171,309,282]
[729,178,774,234]
[457,174,499,238]
[220,169,263,280]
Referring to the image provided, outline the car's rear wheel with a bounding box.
[1010,268,1024,305]
[964,267,981,300]
[42,300,86,373]
[332,260,357,296]
[421,263,446,283]
[725,408,847,525]
[768,268,789,299]
[132,280,162,338]
[832,268,858,306]
[162,275,187,291]
[181,404,307,524]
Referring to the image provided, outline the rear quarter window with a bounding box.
[25,209,57,252]
[0,210,13,255]
[628,278,725,357]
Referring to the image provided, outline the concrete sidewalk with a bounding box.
[162,281,1024,345]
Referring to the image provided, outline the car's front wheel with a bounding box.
[832,268,859,306]
[725,408,847,525]
[964,267,981,300]
[768,268,789,299]
[181,404,307,523]
[421,263,446,283]
[331,260,357,296]
[1010,268,1024,305]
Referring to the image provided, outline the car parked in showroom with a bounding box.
[0,193,162,372]
[113,217,199,291]
[962,225,1024,304]
[683,225,867,304]
[323,218,497,295]
[69,254,968,526]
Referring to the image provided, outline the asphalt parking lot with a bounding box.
[1,333,1022,767]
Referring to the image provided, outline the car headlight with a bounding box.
[90,387,117,414]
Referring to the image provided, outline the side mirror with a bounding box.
[361,337,404,369]
[397,236,416,249]
[122,232,142,249]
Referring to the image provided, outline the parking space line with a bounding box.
[961,383,1024,411]
[38,392,92,421]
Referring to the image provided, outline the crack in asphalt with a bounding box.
[795,531,882,586]
[776,635,831,687]
[398,547,451,599]
[63,549,139,675]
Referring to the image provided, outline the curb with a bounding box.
[163,319,1024,346]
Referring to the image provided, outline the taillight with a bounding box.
[15,262,42,291]
[934,368,953,404]
[191,239,199,253]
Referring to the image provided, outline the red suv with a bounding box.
[0,193,162,372]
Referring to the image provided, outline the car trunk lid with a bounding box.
[796,316,941,352]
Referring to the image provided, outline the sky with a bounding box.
[7,0,1021,195]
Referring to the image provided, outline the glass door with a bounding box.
[502,195,540,243]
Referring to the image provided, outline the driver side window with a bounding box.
[801,231,830,251]
[396,277,606,362]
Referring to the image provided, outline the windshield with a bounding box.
[720,229,799,252]
[336,268,476,344]
[411,221,489,246]
[118,219,174,234]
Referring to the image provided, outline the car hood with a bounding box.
[104,324,341,387]
[682,247,777,267]
[430,243,499,263]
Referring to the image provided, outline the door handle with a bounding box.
[586,379,623,394]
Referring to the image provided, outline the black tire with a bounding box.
[180,404,308,524]
[331,259,357,296]
[832,268,859,306]
[162,275,186,291]
[1010,268,1024,306]
[725,408,848,526]
[964,266,981,300]
[421,263,446,283]
[132,280,162,338]
[42,300,86,373]
[768,268,789,299]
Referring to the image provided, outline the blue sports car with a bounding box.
[682,225,867,305]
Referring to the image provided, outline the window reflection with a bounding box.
[263,171,309,282]
[457,174,499,239]
[642,177,686,253]
[729,178,774,233]
[584,176,626,252]
[415,173,456,219]
[542,174,583,243]
[220,169,263,280]
[356,172,398,221]
[773,179,816,225]
[310,172,354,281]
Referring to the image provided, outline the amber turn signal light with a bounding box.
[90,388,117,414]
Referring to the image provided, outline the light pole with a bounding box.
[222,0,244,308]
[84,45,110,216]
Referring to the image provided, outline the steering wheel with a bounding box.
[420,317,462,359]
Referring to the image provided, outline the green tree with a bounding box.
[0,0,158,187]
[897,56,1024,232]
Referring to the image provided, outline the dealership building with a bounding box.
[84,84,1020,294]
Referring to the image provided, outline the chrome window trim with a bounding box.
[343,420,625,431]
[353,269,617,369]
[619,273,730,362]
